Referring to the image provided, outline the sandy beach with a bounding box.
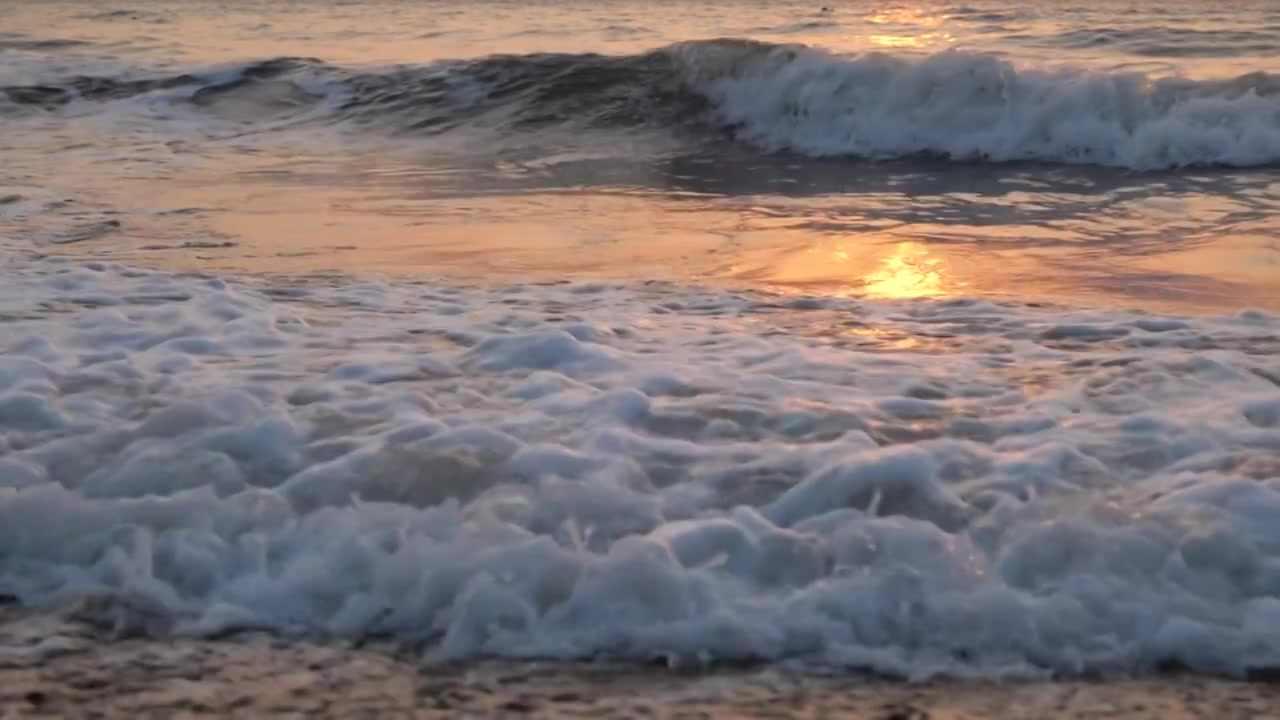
[1,606,1277,719]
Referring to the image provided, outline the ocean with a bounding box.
[0,0,1278,682]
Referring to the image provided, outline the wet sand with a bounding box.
[3,607,1279,719]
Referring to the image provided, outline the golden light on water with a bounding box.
[734,233,963,300]
[866,6,945,27]
[868,33,952,48]
[863,6,954,50]
[859,241,948,298]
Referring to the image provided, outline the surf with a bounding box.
[4,39,1279,170]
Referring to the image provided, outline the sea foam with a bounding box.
[669,40,1280,170]
[1,252,1279,678]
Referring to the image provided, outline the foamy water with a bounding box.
[1,0,1279,680]
[3,251,1280,677]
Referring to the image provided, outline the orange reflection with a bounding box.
[860,241,948,298]
[866,7,945,27]
[868,33,952,48]
[863,6,952,50]
[730,236,958,300]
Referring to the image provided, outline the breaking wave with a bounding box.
[4,38,1279,169]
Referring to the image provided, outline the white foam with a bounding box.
[0,253,1279,677]
[670,42,1280,170]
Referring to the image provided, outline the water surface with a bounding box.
[1,0,1279,680]
[2,0,1277,310]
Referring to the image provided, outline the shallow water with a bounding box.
[0,0,1279,680]
[2,0,1278,310]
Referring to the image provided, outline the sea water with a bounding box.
[0,0,1278,678]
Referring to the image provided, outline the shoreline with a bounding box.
[3,609,1279,719]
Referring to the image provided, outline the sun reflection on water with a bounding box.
[868,33,952,48]
[860,241,949,298]
[866,6,945,27]
[864,5,953,50]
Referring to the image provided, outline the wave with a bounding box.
[0,57,312,107]
[670,40,1280,170]
[0,34,92,52]
[3,251,1280,678]
[1010,27,1280,58]
[4,39,1279,170]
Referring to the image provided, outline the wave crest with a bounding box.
[670,42,1280,169]
[4,39,1279,170]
